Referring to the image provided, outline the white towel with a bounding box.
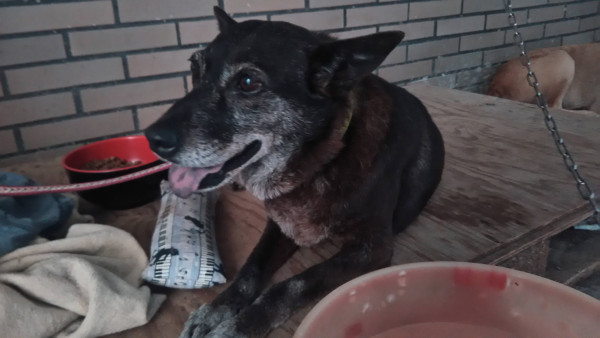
[0,223,166,338]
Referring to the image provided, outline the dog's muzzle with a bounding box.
[165,140,261,198]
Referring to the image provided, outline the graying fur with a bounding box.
[176,55,318,199]
[179,304,235,338]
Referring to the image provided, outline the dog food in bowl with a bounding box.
[81,156,141,171]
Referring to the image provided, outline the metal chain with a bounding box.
[504,0,600,225]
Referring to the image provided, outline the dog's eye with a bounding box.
[239,75,262,92]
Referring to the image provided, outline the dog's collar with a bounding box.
[339,110,352,139]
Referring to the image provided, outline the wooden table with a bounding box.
[3,84,599,337]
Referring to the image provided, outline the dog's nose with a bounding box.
[145,124,180,158]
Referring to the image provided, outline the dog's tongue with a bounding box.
[168,164,221,198]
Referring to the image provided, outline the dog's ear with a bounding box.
[309,31,405,96]
[213,6,237,33]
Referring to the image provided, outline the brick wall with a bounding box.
[1,0,599,158]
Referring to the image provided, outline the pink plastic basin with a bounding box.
[295,262,600,338]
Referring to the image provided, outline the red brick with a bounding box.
[224,0,304,13]
[0,93,76,127]
[486,10,527,29]
[138,104,171,129]
[179,15,267,45]
[331,28,377,40]
[0,130,18,155]
[5,58,125,94]
[483,46,520,64]
[381,46,407,66]
[563,31,595,45]
[69,24,178,56]
[179,20,220,45]
[460,31,505,51]
[434,51,482,73]
[545,19,580,36]
[0,1,114,34]
[380,21,435,41]
[0,35,66,67]
[408,38,459,61]
[309,0,374,8]
[462,0,504,13]
[409,0,461,20]
[527,38,561,50]
[437,16,485,36]
[580,15,600,31]
[346,3,408,27]
[118,0,217,22]
[127,48,197,78]
[513,0,550,8]
[566,1,600,17]
[21,111,135,150]
[80,78,184,112]
[272,10,344,31]
[505,24,544,44]
[378,60,432,82]
[529,6,565,23]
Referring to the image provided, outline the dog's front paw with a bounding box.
[179,304,235,338]
[204,319,247,338]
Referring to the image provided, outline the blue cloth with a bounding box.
[574,214,600,231]
[0,172,74,256]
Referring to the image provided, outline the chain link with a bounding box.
[504,0,600,225]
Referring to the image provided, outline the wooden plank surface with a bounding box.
[2,84,599,337]
[398,84,600,265]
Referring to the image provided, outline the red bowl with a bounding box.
[62,135,167,209]
[63,135,160,173]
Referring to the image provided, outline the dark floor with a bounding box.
[545,227,600,299]
[574,271,600,299]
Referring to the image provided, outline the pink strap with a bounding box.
[0,163,171,196]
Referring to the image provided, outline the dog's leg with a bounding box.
[204,232,393,337]
[546,73,573,109]
[180,219,298,338]
[537,50,575,109]
[393,131,444,234]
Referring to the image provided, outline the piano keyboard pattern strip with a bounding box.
[151,190,176,284]
[197,191,217,288]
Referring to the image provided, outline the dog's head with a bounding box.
[145,7,403,198]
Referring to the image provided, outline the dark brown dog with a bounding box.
[145,7,444,337]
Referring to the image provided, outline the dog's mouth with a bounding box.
[168,140,262,198]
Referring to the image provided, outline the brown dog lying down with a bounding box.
[487,43,600,114]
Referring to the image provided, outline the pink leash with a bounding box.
[0,163,171,197]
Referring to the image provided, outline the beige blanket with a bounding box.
[0,224,166,338]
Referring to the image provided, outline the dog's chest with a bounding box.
[265,197,331,247]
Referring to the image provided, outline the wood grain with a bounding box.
[2,84,599,337]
